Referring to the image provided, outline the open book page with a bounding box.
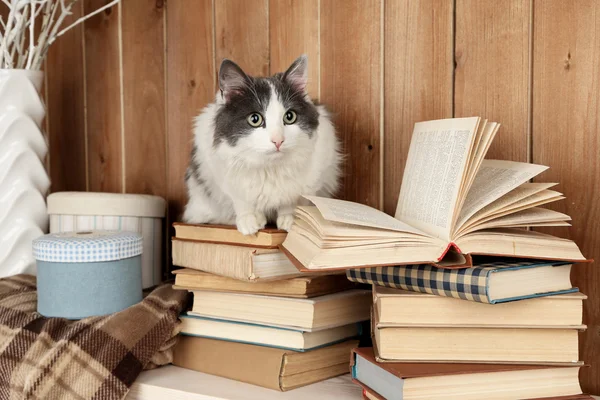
[458,122,500,212]
[295,207,433,241]
[395,117,481,241]
[458,207,572,235]
[455,228,586,261]
[469,183,558,220]
[453,160,549,235]
[456,184,561,234]
[303,196,431,236]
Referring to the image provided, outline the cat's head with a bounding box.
[213,55,319,165]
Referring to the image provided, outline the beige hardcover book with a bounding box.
[352,347,586,400]
[280,117,588,272]
[172,336,358,391]
[173,223,287,248]
[172,238,309,282]
[173,269,353,298]
[373,286,586,326]
[189,289,371,331]
[372,310,584,365]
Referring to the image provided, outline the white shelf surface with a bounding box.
[127,366,362,400]
[127,365,600,400]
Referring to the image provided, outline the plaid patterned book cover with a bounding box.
[346,259,577,304]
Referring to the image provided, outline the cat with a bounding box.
[183,55,341,235]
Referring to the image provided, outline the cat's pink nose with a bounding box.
[272,139,284,151]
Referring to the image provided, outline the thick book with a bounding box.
[173,268,353,298]
[172,238,310,281]
[373,311,584,365]
[173,223,286,248]
[347,259,578,304]
[351,347,585,400]
[372,285,585,327]
[280,117,587,271]
[172,336,358,391]
[179,314,362,351]
[189,289,371,331]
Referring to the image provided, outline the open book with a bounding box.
[281,117,587,271]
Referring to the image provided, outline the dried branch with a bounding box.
[0,0,121,70]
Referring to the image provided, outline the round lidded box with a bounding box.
[33,230,143,319]
[47,192,166,289]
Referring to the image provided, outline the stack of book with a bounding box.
[346,259,591,399]
[170,223,371,391]
[277,117,591,399]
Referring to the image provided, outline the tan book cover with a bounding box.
[373,286,586,327]
[173,223,286,249]
[172,336,358,391]
[352,348,587,400]
[173,268,353,298]
[171,238,309,282]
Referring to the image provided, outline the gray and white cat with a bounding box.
[183,55,341,235]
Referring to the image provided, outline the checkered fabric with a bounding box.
[346,260,570,303]
[0,274,188,400]
[32,231,143,263]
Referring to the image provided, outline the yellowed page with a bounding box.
[454,160,549,235]
[467,183,558,222]
[459,208,571,235]
[395,117,480,240]
[303,196,430,236]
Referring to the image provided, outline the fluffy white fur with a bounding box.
[183,71,341,235]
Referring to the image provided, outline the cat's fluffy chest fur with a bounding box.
[183,56,341,234]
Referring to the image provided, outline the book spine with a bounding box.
[347,266,492,303]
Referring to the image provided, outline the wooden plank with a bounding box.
[46,2,87,192]
[165,0,215,274]
[454,0,530,162]
[121,0,166,196]
[383,0,454,215]
[84,0,122,193]
[215,0,269,76]
[532,0,600,393]
[269,0,319,99]
[320,0,381,208]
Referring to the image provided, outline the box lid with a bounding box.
[33,231,143,263]
[47,192,166,217]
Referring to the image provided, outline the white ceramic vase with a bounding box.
[0,69,49,277]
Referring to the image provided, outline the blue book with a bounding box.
[179,314,364,352]
[347,259,578,303]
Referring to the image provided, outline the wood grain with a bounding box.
[84,0,122,193]
[455,0,530,162]
[269,0,319,100]
[46,2,86,192]
[383,0,454,215]
[215,0,269,76]
[165,0,215,223]
[320,0,381,208]
[532,0,600,393]
[121,0,166,196]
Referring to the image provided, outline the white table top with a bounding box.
[128,365,600,400]
[127,366,362,400]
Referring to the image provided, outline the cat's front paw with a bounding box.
[236,213,265,235]
[277,213,295,231]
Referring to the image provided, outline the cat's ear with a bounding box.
[283,55,308,93]
[219,59,250,102]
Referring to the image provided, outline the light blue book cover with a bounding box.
[179,313,366,352]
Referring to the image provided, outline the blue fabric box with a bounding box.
[33,231,143,319]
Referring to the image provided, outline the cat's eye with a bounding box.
[283,110,297,125]
[247,113,264,127]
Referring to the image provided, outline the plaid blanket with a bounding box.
[0,274,188,400]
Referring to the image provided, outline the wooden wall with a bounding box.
[45,0,600,392]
